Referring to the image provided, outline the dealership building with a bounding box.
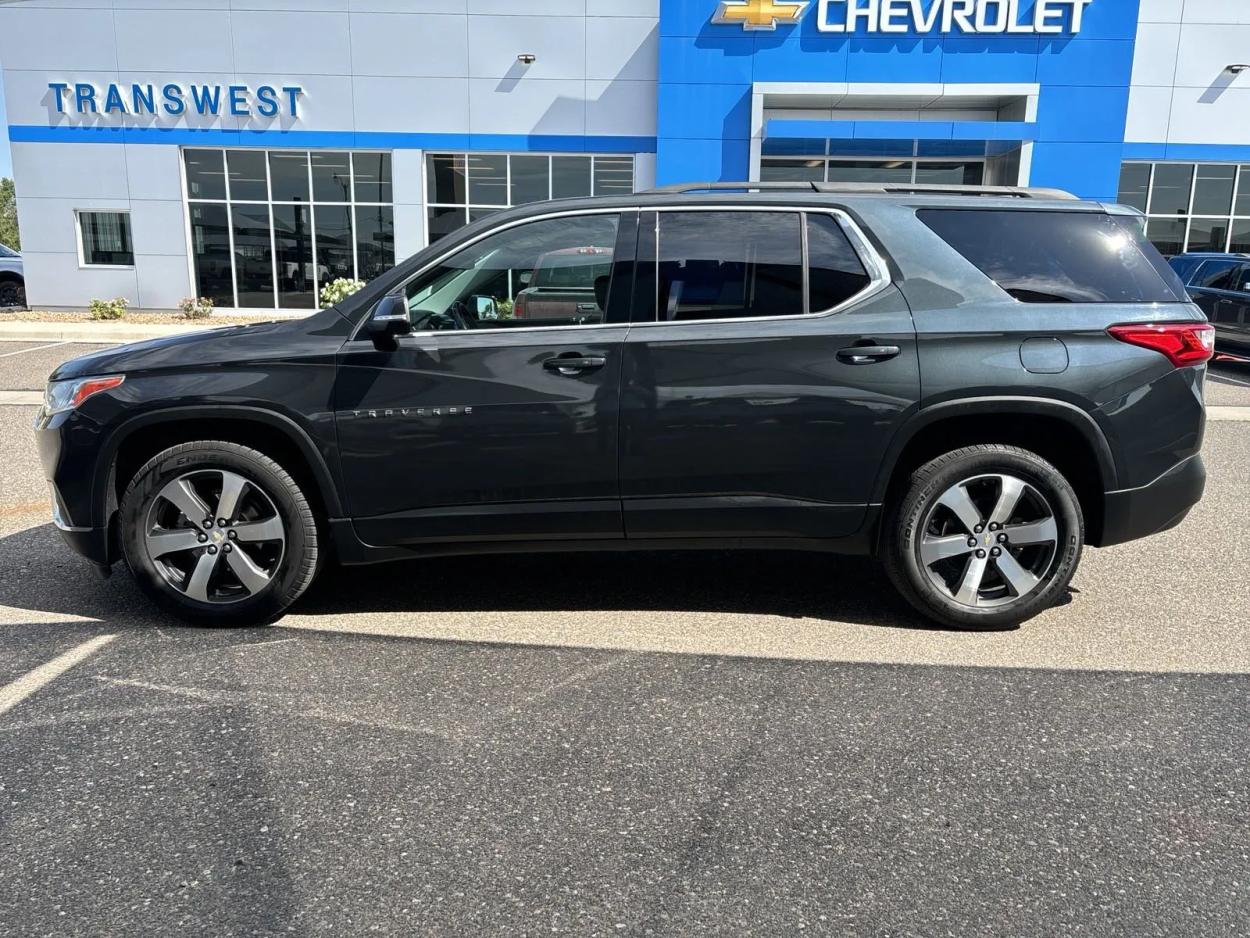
[3,0,1250,311]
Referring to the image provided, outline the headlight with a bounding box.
[43,375,125,415]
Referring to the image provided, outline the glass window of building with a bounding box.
[77,211,134,267]
[1119,162,1250,256]
[760,139,991,186]
[424,153,636,244]
[183,149,395,310]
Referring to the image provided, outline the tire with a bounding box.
[0,278,24,309]
[119,441,320,626]
[882,445,1083,631]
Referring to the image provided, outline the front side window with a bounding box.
[78,211,133,267]
[919,209,1189,305]
[403,213,621,331]
[1194,260,1239,291]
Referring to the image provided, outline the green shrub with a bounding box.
[319,278,366,307]
[89,297,128,321]
[179,296,214,320]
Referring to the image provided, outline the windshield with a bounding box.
[0,244,17,258]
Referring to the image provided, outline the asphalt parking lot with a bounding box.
[1,340,1248,936]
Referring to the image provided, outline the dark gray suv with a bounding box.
[36,183,1212,630]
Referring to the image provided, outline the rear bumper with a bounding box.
[1097,454,1205,548]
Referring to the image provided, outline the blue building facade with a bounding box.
[657,0,1142,201]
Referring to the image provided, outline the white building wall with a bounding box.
[1127,0,1250,146]
[0,0,659,310]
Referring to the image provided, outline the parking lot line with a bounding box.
[0,634,116,719]
[0,341,67,360]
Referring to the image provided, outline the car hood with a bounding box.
[49,309,351,382]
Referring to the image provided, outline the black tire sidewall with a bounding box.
[120,443,315,625]
[0,280,22,307]
[888,447,1083,631]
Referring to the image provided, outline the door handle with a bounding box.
[837,345,901,365]
[543,355,607,376]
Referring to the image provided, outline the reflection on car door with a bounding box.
[619,209,919,540]
[335,211,636,547]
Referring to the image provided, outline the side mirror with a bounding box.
[365,294,411,346]
[471,295,498,320]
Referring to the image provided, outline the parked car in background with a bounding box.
[1169,252,1250,355]
[0,243,24,308]
[513,246,614,323]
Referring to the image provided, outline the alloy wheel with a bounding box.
[918,473,1059,609]
[143,469,286,604]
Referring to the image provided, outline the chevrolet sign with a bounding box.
[715,0,1096,34]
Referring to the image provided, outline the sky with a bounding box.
[0,64,10,178]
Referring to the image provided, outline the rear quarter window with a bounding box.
[918,209,1190,304]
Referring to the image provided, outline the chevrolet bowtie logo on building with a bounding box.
[713,0,809,31]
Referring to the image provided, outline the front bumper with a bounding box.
[1098,454,1206,548]
[36,407,115,566]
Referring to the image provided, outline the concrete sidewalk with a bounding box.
[0,317,299,344]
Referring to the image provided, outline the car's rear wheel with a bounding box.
[883,445,1083,631]
[0,278,24,309]
[119,441,319,625]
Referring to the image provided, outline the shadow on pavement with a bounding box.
[0,521,949,633]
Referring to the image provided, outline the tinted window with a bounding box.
[656,212,803,321]
[1167,256,1201,284]
[189,203,233,306]
[807,213,871,310]
[184,149,226,200]
[918,209,1189,304]
[1117,163,1150,212]
[1236,264,1250,294]
[1192,164,1236,216]
[1150,164,1193,216]
[78,211,133,266]
[1194,260,1239,290]
[404,214,620,329]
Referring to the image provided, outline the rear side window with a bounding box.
[642,210,875,322]
[918,209,1189,304]
[656,211,804,321]
[1194,260,1239,290]
[807,214,871,311]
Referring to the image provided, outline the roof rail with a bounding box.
[648,181,1079,200]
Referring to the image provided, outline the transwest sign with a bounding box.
[47,82,304,119]
[713,0,1095,33]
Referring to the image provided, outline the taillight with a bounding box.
[1107,322,1215,368]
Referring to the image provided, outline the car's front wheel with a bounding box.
[883,445,1083,631]
[119,441,319,625]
